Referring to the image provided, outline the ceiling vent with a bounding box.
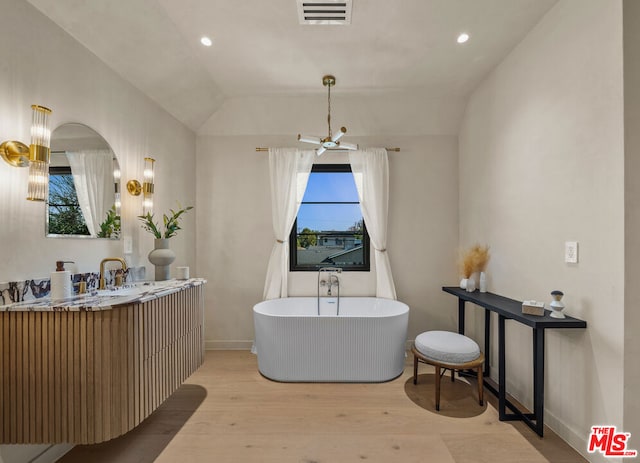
[297,0,352,25]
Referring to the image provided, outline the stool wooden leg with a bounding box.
[477,364,484,406]
[413,354,418,385]
[435,365,441,411]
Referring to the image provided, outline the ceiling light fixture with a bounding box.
[298,75,357,156]
[457,33,470,44]
[200,36,212,47]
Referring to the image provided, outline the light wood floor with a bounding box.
[58,350,587,463]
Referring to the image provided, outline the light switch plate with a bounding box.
[565,241,578,263]
[124,236,133,254]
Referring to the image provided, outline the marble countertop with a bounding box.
[1,278,206,312]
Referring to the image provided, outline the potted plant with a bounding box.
[97,205,121,239]
[138,204,193,280]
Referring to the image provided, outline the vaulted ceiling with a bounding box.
[26,0,558,131]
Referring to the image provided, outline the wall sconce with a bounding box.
[113,159,121,215]
[126,157,155,214]
[0,105,52,201]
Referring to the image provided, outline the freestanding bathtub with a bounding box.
[253,297,409,382]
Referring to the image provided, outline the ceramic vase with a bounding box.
[466,277,476,292]
[148,238,176,281]
[479,272,487,293]
[460,278,468,289]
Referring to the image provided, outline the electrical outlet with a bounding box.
[565,241,578,264]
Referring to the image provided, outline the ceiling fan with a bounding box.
[298,75,358,156]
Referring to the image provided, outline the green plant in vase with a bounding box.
[97,205,121,239]
[138,205,193,239]
[138,204,193,280]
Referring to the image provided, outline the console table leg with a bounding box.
[484,309,491,376]
[458,299,465,334]
[498,315,506,420]
[533,328,545,436]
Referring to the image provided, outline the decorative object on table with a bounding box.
[479,271,488,293]
[458,244,490,292]
[549,290,566,318]
[176,266,190,280]
[474,245,490,292]
[522,300,545,316]
[138,204,193,281]
[465,277,476,292]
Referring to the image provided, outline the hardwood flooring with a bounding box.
[58,350,587,463]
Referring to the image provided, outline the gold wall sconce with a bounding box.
[1,105,52,201]
[113,160,121,215]
[127,157,155,214]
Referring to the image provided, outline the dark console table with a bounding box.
[442,287,587,436]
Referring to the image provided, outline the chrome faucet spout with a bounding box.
[99,257,128,290]
[317,267,342,316]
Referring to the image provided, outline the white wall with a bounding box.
[196,94,462,348]
[0,0,196,461]
[458,1,624,460]
[0,0,197,284]
[623,0,640,444]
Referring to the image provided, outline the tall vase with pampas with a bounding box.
[458,244,490,293]
[475,245,490,292]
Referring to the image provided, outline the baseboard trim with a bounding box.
[544,410,597,463]
[205,340,253,350]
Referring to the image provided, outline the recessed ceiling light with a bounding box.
[457,33,470,44]
[200,36,213,47]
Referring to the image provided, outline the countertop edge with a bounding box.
[1,278,207,312]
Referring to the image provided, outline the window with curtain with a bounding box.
[289,164,370,271]
[48,166,90,235]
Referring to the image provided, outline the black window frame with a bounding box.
[289,163,370,272]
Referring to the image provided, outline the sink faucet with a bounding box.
[99,257,128,290]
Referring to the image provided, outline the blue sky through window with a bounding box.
[297,171,362,232]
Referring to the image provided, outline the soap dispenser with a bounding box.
[50,260,74,300]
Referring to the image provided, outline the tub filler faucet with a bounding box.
[317,267,342,316]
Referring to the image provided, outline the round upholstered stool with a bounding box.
[412,331,484,411]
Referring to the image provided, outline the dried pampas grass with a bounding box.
[458,244,490,278]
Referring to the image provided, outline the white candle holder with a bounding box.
[549,290,565,318]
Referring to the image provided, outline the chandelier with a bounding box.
[297,75,358,156]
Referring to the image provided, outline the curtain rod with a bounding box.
[255,147,400,152]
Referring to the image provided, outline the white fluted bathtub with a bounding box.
[253,297,409,382]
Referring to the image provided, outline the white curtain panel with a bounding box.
[349,148,397,300]
[66,149,114,237]
[263,148,315,300]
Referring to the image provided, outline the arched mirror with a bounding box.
[46,123,121,239]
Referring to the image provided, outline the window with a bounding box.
[289,164,370,271]
[47,166,90,236]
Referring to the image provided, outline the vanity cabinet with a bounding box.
[0,283,204,444]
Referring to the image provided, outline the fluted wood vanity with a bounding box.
[0,280,205,444]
